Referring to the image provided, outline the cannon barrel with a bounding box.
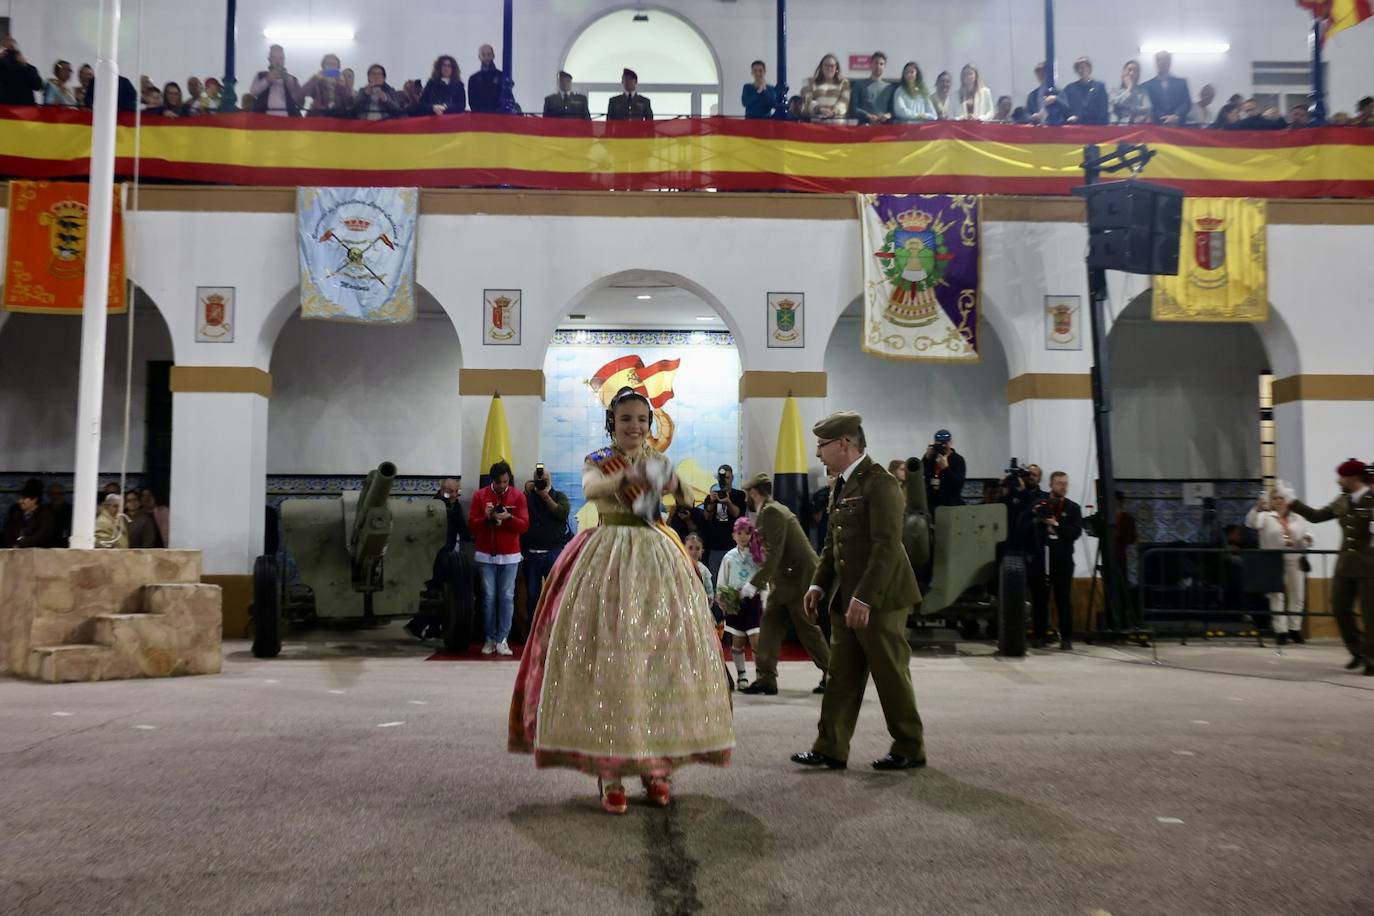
[903,456,933,574]
[351,462,397,569]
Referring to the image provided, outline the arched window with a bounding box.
[562,7,722,117]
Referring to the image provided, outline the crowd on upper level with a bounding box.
[3,31,1372,129]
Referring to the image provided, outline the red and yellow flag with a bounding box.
[1300,0,1374,36]
[3,180,125,314]
[588,355,681,408]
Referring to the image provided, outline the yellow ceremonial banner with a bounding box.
[3,180,126,314]
[1152,198,1267,322]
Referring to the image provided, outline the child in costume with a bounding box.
[716,516,767,689]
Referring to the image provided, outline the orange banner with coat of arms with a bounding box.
[1152,198,1267,322]
[3,180,125,314]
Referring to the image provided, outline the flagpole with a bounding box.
[219,0,238,112]
[1309,17,1328,125]
[500,0,516,114]
[71,0,122,548]
[773,0,789,120]
[1043,0,1058,97]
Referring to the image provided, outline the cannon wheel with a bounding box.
[251,555,282,659]
[997,555,1028,658]
[442,550,476,654]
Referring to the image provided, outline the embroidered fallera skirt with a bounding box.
[509,518,735,778]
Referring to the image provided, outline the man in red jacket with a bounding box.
[467,461,529,655]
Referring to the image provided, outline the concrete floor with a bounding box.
[2,629,1372,916]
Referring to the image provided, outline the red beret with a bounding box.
[1337,458,1367,478]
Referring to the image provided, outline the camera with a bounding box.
[534,463,548,490]
[1002,458,1031,489]
[929,442,947,458]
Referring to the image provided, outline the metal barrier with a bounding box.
[1134,546,1341,661]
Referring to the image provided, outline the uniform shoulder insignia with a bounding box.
[587,447,629,475]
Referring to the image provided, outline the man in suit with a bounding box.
[738,473,831,696]
[1141,51,1191,125]
[606,68,652,121]
[543,71,589,119]
[1063,56,1108,125]
[791,411,927,771]
[1289,459,1374,675]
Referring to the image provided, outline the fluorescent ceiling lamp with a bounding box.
[695,316,715,321]
[1139,41,1230,55]
[263,25,356,42]
[636,294,652,300]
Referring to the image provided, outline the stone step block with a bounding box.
[27,644,117,683]
[92,610,221,677]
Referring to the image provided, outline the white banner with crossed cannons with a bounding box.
[297,187,417,323]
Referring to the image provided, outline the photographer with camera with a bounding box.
[521,463,571,620]
[701,463,747,578]
[1030,471,1083,649]
[467,461,529,655]
[0,36,43,106]
[922,429,967,513]
[407,477,469,640]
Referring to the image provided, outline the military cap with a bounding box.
[622,68,638,81]
[813,410,863,440]
[557,70,572,81]
[742,472,772,492]
[1337,458,1368,478]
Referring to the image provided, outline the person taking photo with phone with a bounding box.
[468,461,529,655]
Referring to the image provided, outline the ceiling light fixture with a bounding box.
[263,25,356,42]
[636,294,652,300]
[1138,41,1230,55]
[695,316,715,321]
[633,11,650,22]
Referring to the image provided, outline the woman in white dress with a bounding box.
[1245,483,1313,644]
[944,63,994,121]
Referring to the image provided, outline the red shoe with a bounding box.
[598,779,628,815]
[642,775,672,807]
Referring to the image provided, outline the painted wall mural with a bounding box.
[541,330,740,529]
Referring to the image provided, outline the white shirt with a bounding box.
[1352,486,1370,504]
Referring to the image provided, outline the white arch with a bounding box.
[549,269,749,368]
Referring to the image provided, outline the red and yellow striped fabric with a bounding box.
[1302,0,1374,36]
[2,105,1373,198]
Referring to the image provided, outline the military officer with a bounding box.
[606,68,653,121]
[738,473,831,696]
[792,411,927,771]
[1289,459,1374,675]
[542,70,589,119]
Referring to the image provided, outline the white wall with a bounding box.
[1108,301,1269,479]
[9,0,1374,119]
[267,311,462,475]
[0,304,172,473]
[824,314,1011,480]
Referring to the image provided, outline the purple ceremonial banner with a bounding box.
[859,193,980,363]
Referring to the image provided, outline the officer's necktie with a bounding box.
[834,476,845,499]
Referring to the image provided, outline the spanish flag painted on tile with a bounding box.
[1152,198,1268,323]
[3,180,125,314]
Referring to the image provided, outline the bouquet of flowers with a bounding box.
[716,585,741,617]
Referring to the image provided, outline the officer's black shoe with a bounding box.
[1365,665,1374,677]
[403,619,427,641]
[812,676,827,694]
[1346,656,1364,670]
[1058,639,1073,651]
[872,753,926,771]
[740,681,778,695]
[1276,633,1289,646]
[791,751,846,769]
[1288,630,1305,644]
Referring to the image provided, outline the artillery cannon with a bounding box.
[903,456,1028,657]
[251,462,473,658]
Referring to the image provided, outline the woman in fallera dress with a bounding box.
[509,387,735,815]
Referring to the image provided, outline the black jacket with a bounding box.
[413,77,465,115]
[923,450,967,511]
[0,504,60,548]
[1063,79,1109,125]
[0,50,43,105]
[606,93,653,120]
[85,75,139,112]
[1141,75,1191,123]
[467,67,504,113]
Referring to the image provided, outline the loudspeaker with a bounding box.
[1074,179,1183,276]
